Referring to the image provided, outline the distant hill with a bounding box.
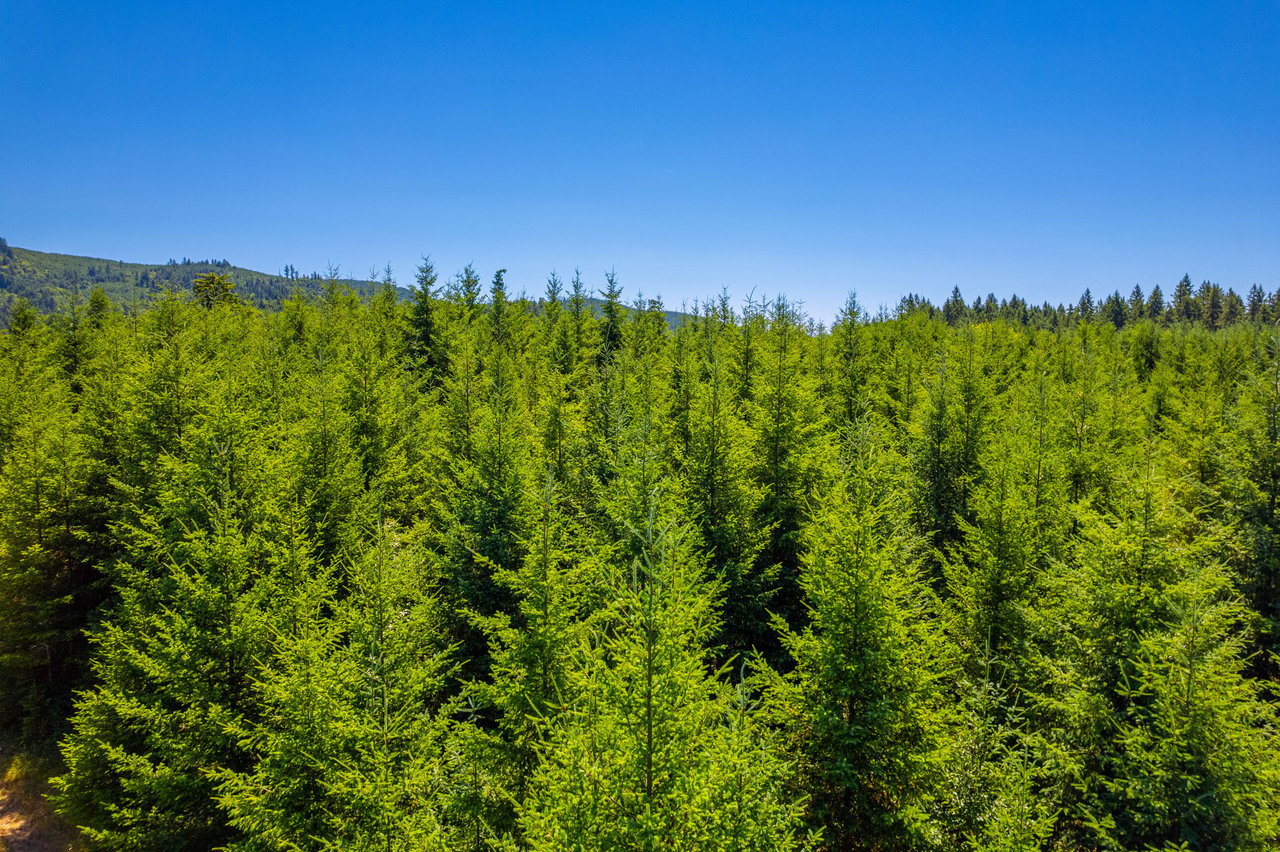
[0,239,694,328]
[0,240,391,319]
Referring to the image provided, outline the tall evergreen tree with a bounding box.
[914,327,988,562]
[829,292,868,429]
[1128,284,1146,321]
[1173,274,1198,323]
[440,269,530,672]
[192,271,239,309]
[750,297,829,655]
[596,269,624,367]
[517,516,804,850]
[218,516,456,851]
[769,424,943,849]
[1147,284,1167,321]
[461,478,604,840]
[680,309,767,662]
[408,256,449,381]
[54,401,278,849]
[0,357,95,735]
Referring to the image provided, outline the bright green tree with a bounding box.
[769,424,944,849]
[193,271,239,309]
[54,455,276,848]
[218,516,456,851]
[517,516,805,851]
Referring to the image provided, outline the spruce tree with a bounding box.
[769,424,944,848]
[0,356,94,735]
[408,256,449,381]
[596,269,624,367]
[192,271,239,309]
[517,515,804,850]
[680,306,767,663]
[460,478,605,842]
[750,297,829,655]
[218,515,456,851]
[1094,562,1280,850]
[440,269,530,673]
[54,439,277,849]
[914,327,988,563]
[829,292,868,429]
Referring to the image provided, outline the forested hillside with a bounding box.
[0,241,691,334]
[0,239,390,319]
[2,262,1280,850]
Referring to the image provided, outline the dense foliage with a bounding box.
[3,264,1280,850]
[0,242,392,318]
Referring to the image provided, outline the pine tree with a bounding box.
[532,275,589,496]
[1077,288,1096,322]
[440,269,530,672]
[1173,274,1198,323]
[87,286,111,330]
[443,264,483,331]
[1092,562,1280,850]
[0,356,95,735]
[1128,285,1146,321]
[1032,453,1236,849]
[946,449,1045,696]
[914,327,988,563]
[1147,285,1167,321]
[681,310,767,663]
[734,292,764,402]
[460,478,605,842]
[567,269,596,368]
[944,286,969,326]
[343,289,407,493]
[830,292,868,429]
[597,295,672,552]
[1061,325,1107,505]
[50,285,91,394]
[1198,280,1224,331]
[6,296,37,336]
[1237,330,1280,667]
[597,269,625,368]
[1247,284,1266,323]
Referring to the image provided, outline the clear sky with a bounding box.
[4,1,1278,321]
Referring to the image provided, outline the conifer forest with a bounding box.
[4,265,1280,851]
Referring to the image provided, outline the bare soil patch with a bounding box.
[0,746,83,852]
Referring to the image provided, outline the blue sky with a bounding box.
[4,1,1278,321]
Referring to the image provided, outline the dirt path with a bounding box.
[0,750,82,852]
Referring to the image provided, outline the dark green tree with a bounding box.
[408,255,449,381]
[596,269,624,367]
[1172,274,1198,322]
[829,292,868,428]
[1147,284,1167,321]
